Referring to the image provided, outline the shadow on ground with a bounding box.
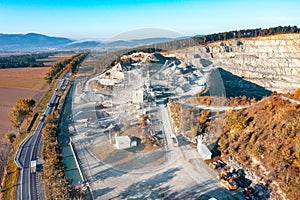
[207,68,272,99]
[103,149,166,172]
[92,187,115,198]
[112,170,244,200]
[92,167,127,181]
[115,167,180,199]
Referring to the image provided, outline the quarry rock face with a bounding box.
[175,34,300,93]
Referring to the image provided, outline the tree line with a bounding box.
[155,25,300,50]
[42,115,72,199]
[95,25,300,74]
[0,53,52,69]
[44,52,89,85]
[193,25,300,44]
[66,52,89,74]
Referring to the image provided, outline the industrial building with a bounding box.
[115,136,131,149]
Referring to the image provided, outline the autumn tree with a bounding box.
[13,98,35,112]
[5,133,16,143]
[9,98,35,134]
[41,114,73,199]
[10,109,27,133]
[44,72,53,87]
[44,115,59,124]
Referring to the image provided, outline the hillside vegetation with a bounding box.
[219,95,300,199]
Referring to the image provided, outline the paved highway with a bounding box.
[16,72,70,200]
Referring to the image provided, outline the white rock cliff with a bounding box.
[174,34,300,93]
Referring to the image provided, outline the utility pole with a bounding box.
[107,124,114,144]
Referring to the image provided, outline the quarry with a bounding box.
[68,33,300,199]
[175,34,300,95]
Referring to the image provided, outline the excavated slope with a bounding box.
[174,34,300,93]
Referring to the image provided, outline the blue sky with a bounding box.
[0,0,299,39]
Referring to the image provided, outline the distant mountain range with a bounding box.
[0,33,73,51]
[0,33,176,51]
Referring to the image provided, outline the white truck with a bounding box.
[30,160,37,173]
[170,134,179,146]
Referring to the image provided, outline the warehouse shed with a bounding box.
[115,136,131,149]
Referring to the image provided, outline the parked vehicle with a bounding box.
[39,113,46,121]
[218,169,239,191]
[209,160,226,169]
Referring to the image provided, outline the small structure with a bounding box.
[197,144,212,160]
[132,90,144,104]
[115,136,131,149]
[197,135,212,160]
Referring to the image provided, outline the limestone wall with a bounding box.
[174,34,300,93]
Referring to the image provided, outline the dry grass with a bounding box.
[1,157,19,200]
[38,53,73,67]
[220,95,300,198]
[1,132,29,200]
[0,87,44,107]
[0,67,50,90]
